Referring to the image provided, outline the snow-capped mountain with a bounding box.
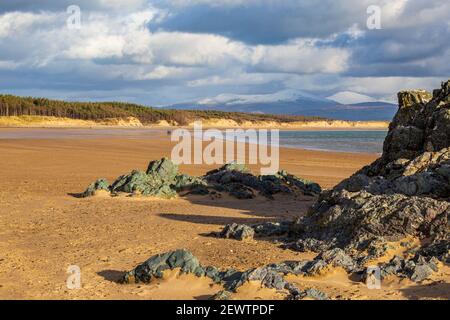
[165,90,397,121]
[198,89,331,106]
[327,91,379,105]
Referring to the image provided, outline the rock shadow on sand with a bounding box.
[97,270,126,283]
[400,282,450,300]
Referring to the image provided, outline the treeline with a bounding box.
[0,94,327,125]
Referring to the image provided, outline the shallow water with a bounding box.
[279,130,387,154]
[201,129,387,154]
[0,128,387,154]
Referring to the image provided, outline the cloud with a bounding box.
[153,0,376,45]
[0,0,448,106]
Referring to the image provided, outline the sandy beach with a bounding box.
[0,128,448,300]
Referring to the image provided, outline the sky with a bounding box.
[0,0,449,106]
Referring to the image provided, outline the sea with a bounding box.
[0,128,388,154]
[201,129,387,154]
[278,130,387,154]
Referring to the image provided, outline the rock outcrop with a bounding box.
[122,249,328,300]
[219,223,255,241]
[82,159,321,200]
[287,80,450,280]
[205,164,321,199]
[211,81,449,283]
[215,221,292,241]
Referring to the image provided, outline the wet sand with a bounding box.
[0,128,448,300]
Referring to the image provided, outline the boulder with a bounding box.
[110,170,177,198]
[219,223,255,241]
[122,249,204,283]
[82,178,110,197]
[304,288,328,300]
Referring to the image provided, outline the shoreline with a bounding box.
[0,127,384,155]
[0,115,390,131]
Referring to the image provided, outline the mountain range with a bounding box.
[164,90,397,121]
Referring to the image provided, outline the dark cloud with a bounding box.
[152,0,370,45]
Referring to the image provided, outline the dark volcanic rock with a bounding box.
[216,220,293,241]
[121,249,331,300]
[83,158,186,199]
[381,254,440,283]
[122,249,204,283]
[110,169,178,198]
[304,288,329,300]
[288,80,450,282]
[82,178,110,197]
[219,223,255,241]
[316,248,356,273]
[417,240,450,263]
[253,221,291,237]
[204,163,321,199]
[82,158,320,200]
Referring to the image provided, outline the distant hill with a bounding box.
[165,90,398,121]
[0,94,328,126]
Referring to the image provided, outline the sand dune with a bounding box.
[0,115,389,130]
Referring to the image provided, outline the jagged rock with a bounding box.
[294,249,358,276]
[204,266,222,283]
[276,170,322,196]
[380,254,440,283]
[285,80,450,282]
[216,220,293,241]
[222,266,298,294]
[302,259,329,275]
[246,267,287,290]
[82,178,110,197]
[285,283,303,300]
[205,165,321,199]
[146,157,179,182]
[402,255,439,282]
[253,221,291,237]
[121,249,331,300]
[207,162,250,174]
[292,191,449,254]
[304,288,329,300]
[110,169,178,198]
[316,248,356,273]
[108,158,181,198]
[267,261,309,275]
[174,174,209,196]
[83,158,321,200]
[122,249,204,283]
[418,240,450,263]
[409,262,434,282]
[219,223,255,241]
[381,256,405,278]
[82,158,208,199]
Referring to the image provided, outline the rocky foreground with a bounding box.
[83,81,449,300]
